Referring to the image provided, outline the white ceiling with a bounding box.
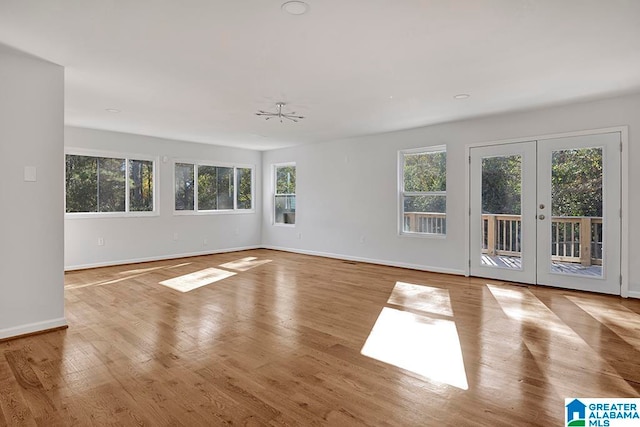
[1,1,639,150]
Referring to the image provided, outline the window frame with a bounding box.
[398,145,447,238]
[64,148,159,219]
[273,162,296,227]
[173,159,255,215]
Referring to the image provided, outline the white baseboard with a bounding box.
[0,317,67,341]
[263,245,466,276]
[64,245,261,271]
[626,290,640,299]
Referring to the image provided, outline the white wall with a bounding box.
[0,45,65,339]
[64,127,262,269]
[262,93,640,296]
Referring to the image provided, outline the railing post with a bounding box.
[579,217,592,267]
[487,215,497,256]
[407,213,415,232]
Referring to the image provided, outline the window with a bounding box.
[174,162,253,212]
[274,163,296,225]
[65,153,155,215]
[400,146,446,235]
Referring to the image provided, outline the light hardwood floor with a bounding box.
[1,249,639,426]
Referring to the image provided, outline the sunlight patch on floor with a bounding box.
[361,307,468,390]
[66,263,194,289]
[117,263,191,275]
[388,281,453,317]
[486,284,638,397]
[219,257,272,272]
[159,268,236,292]
[566,296,640,351]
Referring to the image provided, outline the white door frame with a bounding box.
[464,126,629,297]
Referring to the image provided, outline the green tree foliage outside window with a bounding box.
[197,166,234,210]
[66,155,98,213]
[276,165,296,195]
[66,154,146,213]
[481,155,522,215]
[236,168,252,210]
[97,158,126,212]
[129,160,154,211]
[552,148,602,217]
[175,163,195,210]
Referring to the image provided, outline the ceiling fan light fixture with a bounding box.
[282,1,309,15]
[256,102,305,123]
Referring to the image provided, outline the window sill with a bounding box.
[65,211,159,219]
[398,231,446,239]
[173,209,255,216]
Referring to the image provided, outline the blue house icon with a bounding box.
[566,399,586,422]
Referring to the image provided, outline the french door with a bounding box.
[469,132,621,294]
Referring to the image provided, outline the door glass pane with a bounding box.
[481,155,522,270]
[550,148,603,277]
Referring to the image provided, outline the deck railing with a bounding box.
[480,214,603,266]
[403,212,603,266]
[403,212,446,235]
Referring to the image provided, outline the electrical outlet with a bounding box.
[297,232,302,239]
[97,237,104,246]
[203,238,208,246]
[173,233,179,241]
[359,236,366,244]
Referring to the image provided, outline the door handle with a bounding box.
[538,214,545,220]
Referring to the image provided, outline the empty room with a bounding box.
[1,1,640,425]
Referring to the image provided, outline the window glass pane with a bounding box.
[276,166,296,194]
[551,148,602,217]
[482,155,522,215]
[275,195,296,224]
[551,148,603,277]
[404,151,446,192]
[198,165,217,210]
[481,155,522,269]
[216,167,234,210]
[65,155,98,213]
[97,157,126,212]
[198,166,234,210]
[236,167,252,210]
[129,160,154,212]
[402,195,446,233]
[175,163,195,210]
